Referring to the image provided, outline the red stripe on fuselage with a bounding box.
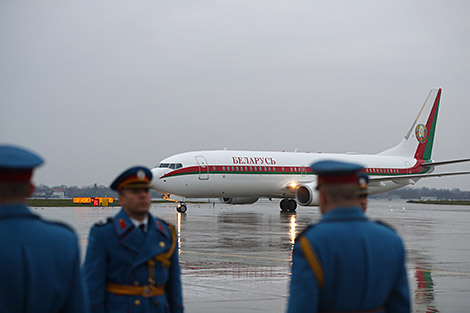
[159,162,427,179]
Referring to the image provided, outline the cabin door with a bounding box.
[195,156,209,180]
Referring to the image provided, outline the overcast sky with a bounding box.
[1,0,469,191]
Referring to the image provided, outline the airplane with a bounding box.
[151,88,470,213]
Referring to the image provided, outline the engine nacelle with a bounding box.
[221,197,259,205]
[295,182,319,206]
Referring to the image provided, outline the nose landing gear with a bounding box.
[162,194,188,213]
[176,202,187,213]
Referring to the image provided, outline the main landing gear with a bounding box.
[280,199,297,212]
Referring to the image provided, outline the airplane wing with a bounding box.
[422,158,470,167]
[369,171,470,186]
[368,158,470,186]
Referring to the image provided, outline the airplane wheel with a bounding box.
[177,204,187,213]
[288,199,297,212]
[280,199,290,212]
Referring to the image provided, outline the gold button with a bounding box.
[159,241,166,248]
[134,281,139,286]
[134,299,141,306]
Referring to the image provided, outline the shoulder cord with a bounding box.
[148,224,177,285]
[299,236,324,289]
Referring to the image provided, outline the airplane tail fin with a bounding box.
[378,88,442,161]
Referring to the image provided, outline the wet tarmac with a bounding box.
[33,199,470,312]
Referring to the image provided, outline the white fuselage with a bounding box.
[149,89,470,210]
[151,150,427,199]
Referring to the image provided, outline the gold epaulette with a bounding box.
[299,236,324,289]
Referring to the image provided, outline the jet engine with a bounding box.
[295,182,319,206]
[221,197,259,205]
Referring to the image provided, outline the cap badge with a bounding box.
[415,124,428,143]
[137,169,146,180]
[359,177,367,189]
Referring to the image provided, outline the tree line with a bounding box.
[33,184,470,200]
[33,184,163,199]
[371,187,470,200]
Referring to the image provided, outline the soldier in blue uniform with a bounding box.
[357,172,370,212]
[0,144,86,313]
[287,160,410,313]
[83,166,183,313]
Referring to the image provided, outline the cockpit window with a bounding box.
[158,163,183,170]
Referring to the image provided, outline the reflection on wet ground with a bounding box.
[33,199,470,312]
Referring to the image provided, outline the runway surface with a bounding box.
[33,199,470,312]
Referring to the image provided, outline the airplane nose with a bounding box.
[150,168,164,187]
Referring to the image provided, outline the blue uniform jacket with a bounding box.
[84,209,183,313]
[287,207,410,313]
[0,204,86,313]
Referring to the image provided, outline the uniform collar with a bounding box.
[112,210,173,269]
[152,218,170,239]
[114,209,165,237]
[113,209,135,237]
[129,215,149,230]
[320,206,368,223]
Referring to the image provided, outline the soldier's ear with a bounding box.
[318,189,327,211]
[318,188,325,200]
[118,192,126,206]
[26,183,35,198]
